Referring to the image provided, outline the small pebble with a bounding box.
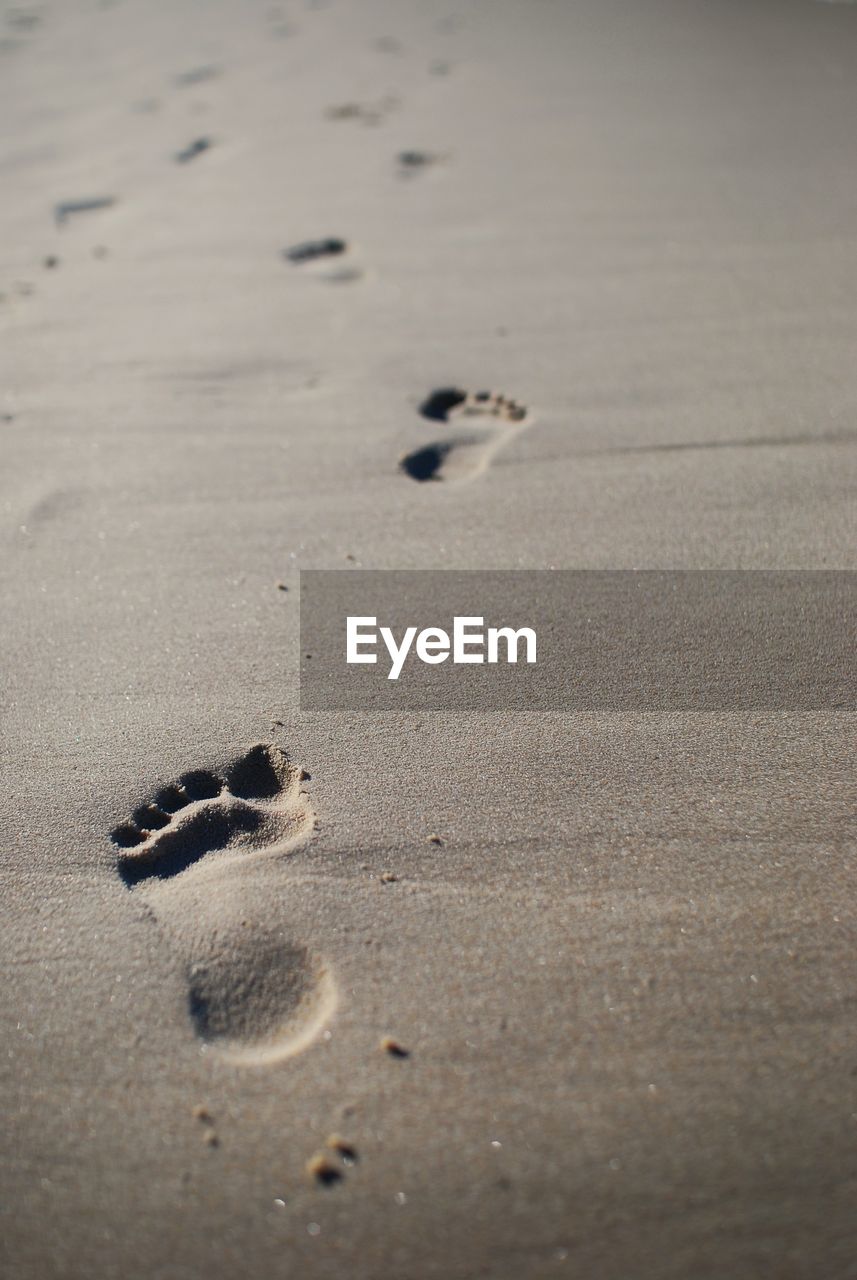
[380,1036,410,1059]
[306,1152,342,1187]
[326,1134,358,1165]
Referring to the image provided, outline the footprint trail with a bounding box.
[111,744,336,1065]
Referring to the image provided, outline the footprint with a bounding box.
[54,196,116,228]
[324,95,399,126]
[401,387,531,483]
[175,137,213,164]
[284,237,347,264]
[111,744,336,1065]
[7,8,41,31]
[396,149,447,179]
[283,237,364,283]
[172,65,221,88]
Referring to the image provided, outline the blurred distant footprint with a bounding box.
[111,744,336,1065]
[401,388,531,483]
[283,236,364,283]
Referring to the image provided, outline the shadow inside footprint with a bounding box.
[118,803,266,886]
[111,744,333,1063]
[419,387,468,422]
[175,137,212,164]
[284,237,347,263]
[400,441,453,481]
[187,930,322,1051]
[225,742,294,799]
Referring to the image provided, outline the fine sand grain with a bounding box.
[1,2,856,1278]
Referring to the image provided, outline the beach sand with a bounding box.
[1,1,856,1276]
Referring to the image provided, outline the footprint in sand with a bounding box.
[283,237,364,283]
[401,387,531,483]
[111,744,336,1066]
[396,149,447,179]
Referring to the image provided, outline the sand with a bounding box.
[1,1,856,1276]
